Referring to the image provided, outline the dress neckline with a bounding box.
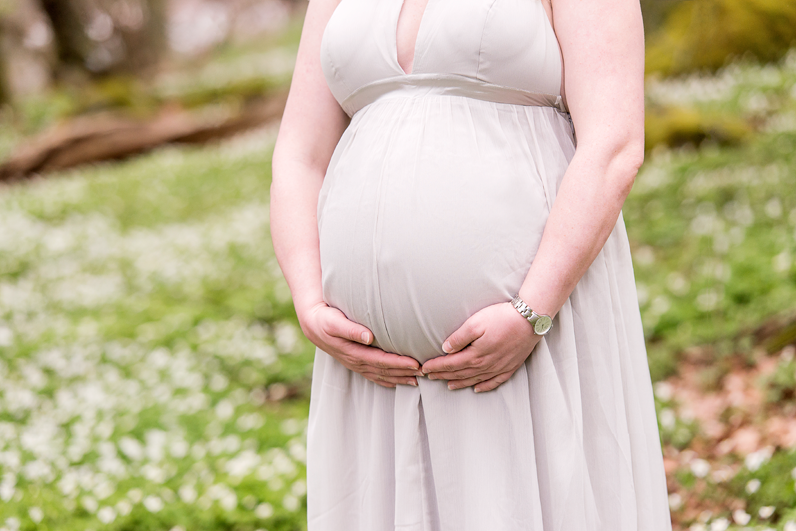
[394,0,435,76]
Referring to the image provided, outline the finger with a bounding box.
[323,307,375,345]
[446,373,492,390]
[366,378,395,388]
[442,317,485,354]
[330,340,423,377]
[425,365,485,381]
[473,371,515,393]
[360,349,421,372]
[361,373,418,387]
[422,347,477,375]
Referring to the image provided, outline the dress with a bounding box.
[307,0,673,529]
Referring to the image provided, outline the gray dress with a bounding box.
[308,0,672,529]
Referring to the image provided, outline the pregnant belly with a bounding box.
[318,101,555,364]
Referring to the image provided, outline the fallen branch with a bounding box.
[0,89,288,181]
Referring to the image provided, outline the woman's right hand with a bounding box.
[299,302,423,388]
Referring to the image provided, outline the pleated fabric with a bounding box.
[307,0,672,529]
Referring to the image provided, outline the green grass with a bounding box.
[0,126,313,530]
[0,31,795,530]
[630,51,796,381]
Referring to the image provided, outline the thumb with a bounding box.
[326,308,374,345]
[443,316,483,354]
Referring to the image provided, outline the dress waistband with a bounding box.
[341,74,569,117]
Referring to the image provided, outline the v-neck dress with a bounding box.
[307,0,672,529]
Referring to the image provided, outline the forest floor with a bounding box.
[0,20,796,531]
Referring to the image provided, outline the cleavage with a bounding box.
[396,0,430,75]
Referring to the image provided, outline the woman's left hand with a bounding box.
[421,302,542,393]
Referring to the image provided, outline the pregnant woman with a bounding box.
[271,0,672,528]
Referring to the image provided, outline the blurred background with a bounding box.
[0,0,794,529]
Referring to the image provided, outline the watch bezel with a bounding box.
[532,314,553,335]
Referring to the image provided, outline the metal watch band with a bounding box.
[510,294,553,336]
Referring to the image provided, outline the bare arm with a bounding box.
[271,0,347,318]
[516,0,645,318]
[422,0,645,391]
[270,0,422,387]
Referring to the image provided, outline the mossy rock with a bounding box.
[646,0,796,76]
[645,103,751,149]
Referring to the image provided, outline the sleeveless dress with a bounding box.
[308,0,673,529]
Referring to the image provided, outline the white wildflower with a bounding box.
[143,495,164,512]
[215,399,235,420]
[179,484,197,503]
[659,409,676,430]
[127,488,143,503]
[732,510,750,525]
[169,439,189,459]
[653,381,674,402]
[118,437,144,461]
[255,502,274,519]
[81,495,99,513]
[745,447,773,471]
[219,490,237,511]
[690,458,710,478]
[28,507,43,523]
[668,493,682,510]
[209,374,229,392]
[758,506,775,519]
[97,506,116,524]
[283,493,300,511]
[115,499,132,516]
[291,479,307,497]
[709,518,728,531]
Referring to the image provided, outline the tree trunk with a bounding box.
[0,21,11,104]
[39,0,92,70]
[39,0,167,76]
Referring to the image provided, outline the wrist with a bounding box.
[294,298,327,328]
[510,294,554,336]
[516,286,558,321]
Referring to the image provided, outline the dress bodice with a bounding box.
[320,0,567,116]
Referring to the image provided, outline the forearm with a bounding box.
[269,158,325,319]
[517,142,642,318]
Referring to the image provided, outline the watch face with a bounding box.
[534,315,553,335]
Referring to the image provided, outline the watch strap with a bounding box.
[510,294,553,335]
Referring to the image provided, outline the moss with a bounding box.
[646,0,796,76]
[645,103,751,150]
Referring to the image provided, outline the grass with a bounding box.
[0,23,795,530]
[0,126,314,531]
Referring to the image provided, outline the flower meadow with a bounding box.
[628,51,796,530]
[0,126,316,531]
[0,39,795,531]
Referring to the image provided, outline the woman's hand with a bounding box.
[299,301,423,388]
[421,302,542,393]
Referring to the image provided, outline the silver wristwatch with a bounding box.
[510,294,553,336]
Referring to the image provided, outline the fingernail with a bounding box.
[442,341,452,353]
[415,371,425,377]
[427,375,436,380]
[474,387,482,393]
[361,332,370,343]
[422,367,429,375]
[447,383,455,390]
[409,379,418,386]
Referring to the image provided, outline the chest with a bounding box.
[321,0,564,106]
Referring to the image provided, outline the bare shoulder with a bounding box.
[548,0,645,151]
